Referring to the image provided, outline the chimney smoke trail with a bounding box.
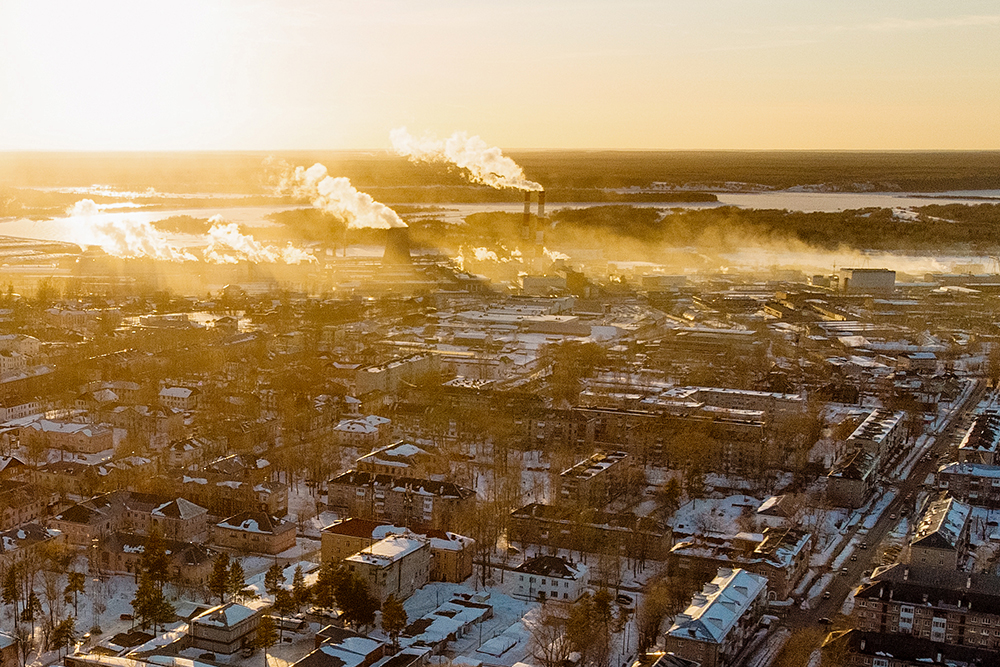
[390,127,542,192]
[289,163,406,229]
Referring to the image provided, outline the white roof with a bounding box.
[667,568,767,644]
[160,387,194,398]
[346,533,427,567]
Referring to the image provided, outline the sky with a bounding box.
[1,0,998,151]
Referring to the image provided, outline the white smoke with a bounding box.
[68,199,197,261]
[289,163,406,229]
[66,200,315,264]
[391,127,542,192]
[204,216,316,265]
[544,247,570,262]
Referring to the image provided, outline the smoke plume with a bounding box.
[67,200,315,264]
[203,217,316,265]
[68,199,197,261]
[289,163,406,229]
[390,127,542,192]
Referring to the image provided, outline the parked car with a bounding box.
[819,617,833,625]
[823,591,831,600]
[616,594,634,607]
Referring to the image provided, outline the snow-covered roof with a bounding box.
[667,568,767,644]
[345,532,428,567]
[913,496,970,551]
[191,602,259,628]
[940,461,1000,479]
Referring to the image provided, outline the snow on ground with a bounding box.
[841,586,856,616]
[743,627,789,667]
[671,494,760,536]
[803,573,834,608]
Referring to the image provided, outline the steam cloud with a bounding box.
[68,199,197,261]
[390,127,542,192]
[67,200,315,264]
[288,163,407,229]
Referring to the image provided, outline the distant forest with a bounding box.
[1,150,998,197]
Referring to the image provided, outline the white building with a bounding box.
[513,555,589,603]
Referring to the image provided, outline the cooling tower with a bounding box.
[383,227,413,265]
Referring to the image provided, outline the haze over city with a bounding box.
[2,3,1000,667]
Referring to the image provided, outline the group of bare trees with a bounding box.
[1,540,93,665]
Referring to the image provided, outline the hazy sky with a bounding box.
[1,0,998,151]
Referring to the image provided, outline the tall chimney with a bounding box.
[538,190,545,220]
[522,191,532,240]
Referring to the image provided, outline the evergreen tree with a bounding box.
[273,589,295,642]
[292,564,310,609]
[255,615,278,667]
[65,571,86,618]
[140,526,171,590]
[208,552,231,603]
[333,567,378,631]
[50,616,77,657]
[132,571,175,634]
[264,562,284,597]
[228,558,255,603]
[2,562,19,630]
[312,560,337,609]
[380,594,408,650]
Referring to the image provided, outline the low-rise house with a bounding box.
[344,532,431,603]
[0,523,64,572]
[0,631,17,667]
[910,495,971,570]
[509,503,670,562]
[0,480,54,530]
[189,602,261,654]
[321,518,474,584]
[303,625,387,667]
[35,459,103,496]
[21,419,113,454]
[513,555,589,603]
[398,595,492,653]
[159,386,201,411]
[49,491,127,546]
[97,532,215,585]
[663,567,768,667]
[168,436,211,467]
[355,441,437,476]
[214,511,297,555]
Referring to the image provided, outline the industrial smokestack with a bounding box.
[538,190,545,220]
[522,191,532,240]
[383,227,412,265]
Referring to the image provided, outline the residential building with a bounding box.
[909,496,970,570]
[213,511,297,555]
[97,532,215,585]
[937,461,1000,507]
[558,450,631,507]
[322,518,474,584]
[853,563,1000,655]
[827,449,880,509]
[664,568,768,667]
[822,629,999,666]
[20,419,113,454]
[957,412,1000,465]
[159,386,201,411]
[513,555,589,603]
[509,503,670,562]
[326,471,475,531]
[344,532,431,603]
[189,602,261,654]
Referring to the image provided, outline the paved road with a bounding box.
[788,379,988,631]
